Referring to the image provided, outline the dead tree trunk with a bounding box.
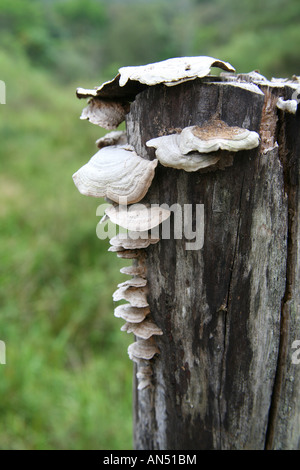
[126,77,300,450]
[73,59,300,450]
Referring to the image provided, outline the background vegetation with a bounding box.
[0,0,299,450]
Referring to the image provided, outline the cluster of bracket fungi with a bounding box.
[72,56,299,390]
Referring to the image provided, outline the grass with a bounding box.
[0,50,133,449]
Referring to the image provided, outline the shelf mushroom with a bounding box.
[127,338,161,363]
[276,97,298,115]
[147,119,260,172]
[121,319,163,340]
[105,203,171,232]
[146,133,220,171]
[76,56,235,130]
[72,145,157,204]
[114,305,150,323]
[109,233,160,250]
[136,365,153,391]
[179,120,260,153]
[80,99,129,129]
[95,130,127,149]
[120,265,146,277]
[117,56,235,87]
[103,202,171,389]
[113,285,149,308]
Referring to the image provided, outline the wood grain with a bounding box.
[126,78,298,449]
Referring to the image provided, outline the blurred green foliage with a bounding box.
[0,0,299,450]
[0,48,133,449]
[0,0,299,82]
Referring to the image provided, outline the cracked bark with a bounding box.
[265,84,300,450]
[126,77,298,449]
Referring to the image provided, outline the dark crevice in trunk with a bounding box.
[218,173,245,449]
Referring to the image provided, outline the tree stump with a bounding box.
[73,59,300,450]
[125,77,300,450]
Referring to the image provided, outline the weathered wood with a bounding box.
[265,84,300,450]
[126,77,299,449]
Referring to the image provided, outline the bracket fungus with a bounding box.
[105,201,169,387]
[95,130,127,149]
[147,119,260,172]
[105,203,171,232]
[76,56,235,130]
[276,97,298,115]
[110,233,160,250]
[110,229,162,387]
[72,145,157,204]
[108,245,125,253]
[114,304,150,323]
[120,265,146,277]
[116,249,142,260]
[128,339,160,363]
[80,98,130,130]
[179,120,260,153]
[117,277,147,288]
[121,319,163,340]
[113,285,149,308]
[117,56,235,87]
[136,365,153,391]
[77,56,235,102]
[146,133,221,171]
